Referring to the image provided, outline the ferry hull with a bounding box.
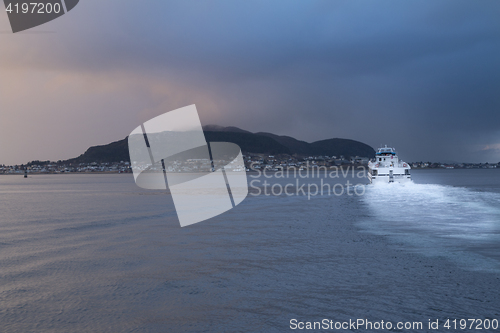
[368,173,412,184]
[368,146,411,184]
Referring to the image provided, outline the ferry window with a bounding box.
[379,158,381,161]
[373,170,378,176]
[405,169,410,175]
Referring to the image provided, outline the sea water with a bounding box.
[359,169,500,272]
[0,170,499,332]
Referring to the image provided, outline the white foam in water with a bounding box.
[359,182,500,272]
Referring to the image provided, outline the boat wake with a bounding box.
[359,182,500,272]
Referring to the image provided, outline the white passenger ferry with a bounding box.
[368,146,411,184]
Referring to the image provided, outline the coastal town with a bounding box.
[0,153,499,175]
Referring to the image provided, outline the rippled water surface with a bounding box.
[360,169,500,271]
[0,170,499,332]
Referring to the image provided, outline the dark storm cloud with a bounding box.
[1,0,499,163]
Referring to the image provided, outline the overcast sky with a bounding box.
[1,0,499,164]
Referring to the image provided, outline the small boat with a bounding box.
[368,146,411,184]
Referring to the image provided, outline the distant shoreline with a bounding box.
[0,171,131,176]
[1,167,499,177]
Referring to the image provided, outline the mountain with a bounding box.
[256,132,312,155]
[309,138,375,158]
[64,126,375,164]
[65,138,130,164]
[256,132,374,157]
[204,131,291,155]
[202,125,252,134]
